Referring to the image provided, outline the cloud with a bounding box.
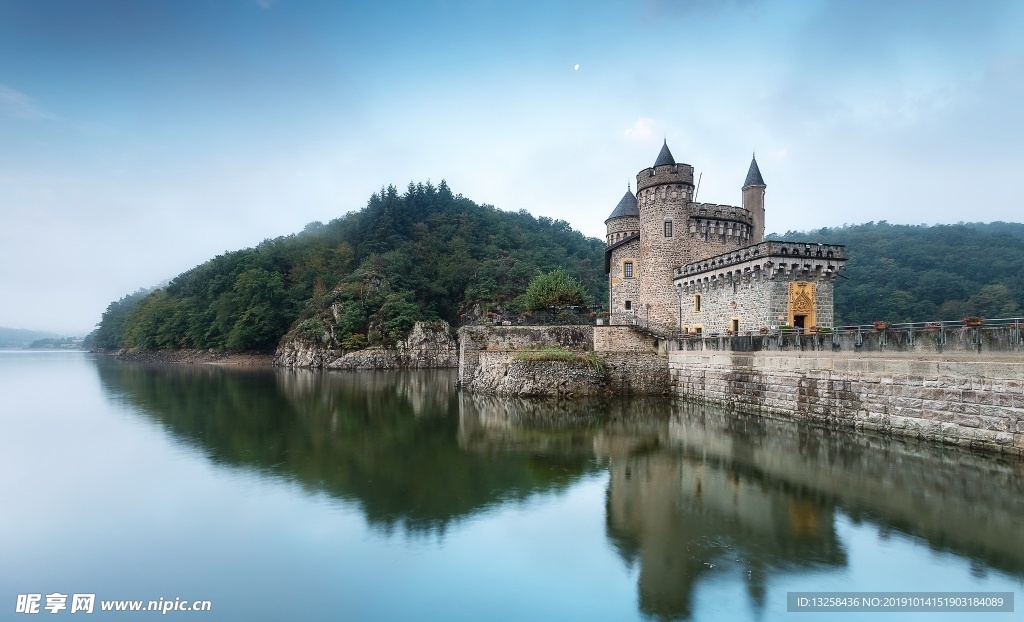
[624,117,657,141]
[0,85,51,120]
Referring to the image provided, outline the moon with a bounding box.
[573,64,579,71]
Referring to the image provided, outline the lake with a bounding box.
[1,351,1021,621]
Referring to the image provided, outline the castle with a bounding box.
[604,142,846,335]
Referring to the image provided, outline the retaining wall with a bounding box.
[669,349,1024,456]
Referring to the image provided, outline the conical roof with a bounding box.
[653,140,676,167]
[606,189,639,221]
[743,155,765,188]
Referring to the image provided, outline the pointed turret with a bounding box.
[653,140,676,167]
[741,154,766,243]
[742,155,765,189]
[605,188,639,222]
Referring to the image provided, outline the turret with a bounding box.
[634,141,697,328]
[605,188,640,245]
[742,155,766,243]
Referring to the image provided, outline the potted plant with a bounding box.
[923,322,941,330]
[807,325,820,334]
[724,329,734,336]
[962,316,984,327]
[873,321,889,331]
[759,327,770,335]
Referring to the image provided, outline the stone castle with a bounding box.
[604,141,846,335]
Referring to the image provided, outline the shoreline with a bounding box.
[102,348,275,367]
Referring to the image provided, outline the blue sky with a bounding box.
[2,0,1023,334]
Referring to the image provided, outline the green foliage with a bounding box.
[96,181,607,351]
[92,289,151,350]
[524,268,589,311]
[512,347,605,372]
[774,222,1024,325]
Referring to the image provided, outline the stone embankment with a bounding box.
[274,320,457,370]
[671,325,1024,456]
[458,324,1024,455]
[457,325,670,397]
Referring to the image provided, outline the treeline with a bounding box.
[94,181,606,351]
[777,221,1024,325]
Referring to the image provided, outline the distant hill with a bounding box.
[0,327,61,349]
[94,181,606,352]
[772,221,1024,325]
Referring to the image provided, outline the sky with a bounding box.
[2,0,1023,335]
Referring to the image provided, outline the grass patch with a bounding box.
[512,347,605,373]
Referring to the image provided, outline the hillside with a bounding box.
[775,221,1024,325]
[0,327,61,349]
[94,182,606,352]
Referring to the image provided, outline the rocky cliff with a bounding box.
[274,320,457,369]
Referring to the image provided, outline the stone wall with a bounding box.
[608,238,641,316]
[669,346,1024,456]
[594,325,659,352]
[458,325,670,397]
[679,275,837,334]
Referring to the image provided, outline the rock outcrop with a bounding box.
[274,320,457,370]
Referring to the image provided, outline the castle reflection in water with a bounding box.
[98,364,1024,620]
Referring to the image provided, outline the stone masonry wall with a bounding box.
[669,349,1024,456]
[459,325,669,396]
[680,274,837,334]
[609,239,641,317]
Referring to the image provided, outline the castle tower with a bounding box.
[635,141,695,328]
[604,188,641,318]
[742,155,766,243]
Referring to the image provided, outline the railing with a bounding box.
[608,315,1024,346]
[677,317,1024,343]
[609,313,682,341]
[461,307,602,327]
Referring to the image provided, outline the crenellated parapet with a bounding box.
[674,240,845,287]
[635,162,695,193]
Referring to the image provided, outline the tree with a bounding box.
[525,269,588,311]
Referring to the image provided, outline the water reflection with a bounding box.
[458,394,1024,620]
[95,362,596,534]
[96,361,1024,620]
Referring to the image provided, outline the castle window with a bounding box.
[623,261,633,279]
[625,300,632,311]
[694,294,702,313]
[664,221,673,237]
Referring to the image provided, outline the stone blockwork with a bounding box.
[458,325,670,397]
[594,325,659,352]
[608,239,640,316]
[676,241,845,333]
[669,346,1024,456]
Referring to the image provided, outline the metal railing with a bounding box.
[461,307,602,327]
[609,313,683,341]
[610,315,1024,344]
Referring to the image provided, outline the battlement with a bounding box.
[686,202,753,225]
[673,240,846,282]
[636,162,695,192]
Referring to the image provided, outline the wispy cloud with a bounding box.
[624,116,657,141]
[0,85,51,120]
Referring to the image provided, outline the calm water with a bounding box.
[1,351,1022,621]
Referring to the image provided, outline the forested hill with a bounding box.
[93,181,606,352]
[776,221,1024,325]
